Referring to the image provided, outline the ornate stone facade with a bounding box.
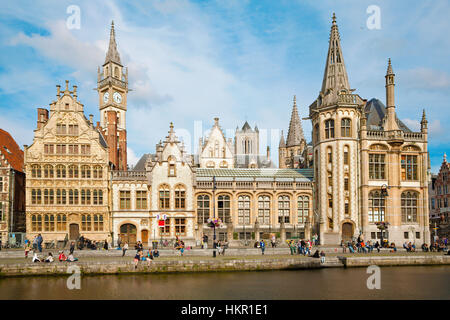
[24,81,110,243]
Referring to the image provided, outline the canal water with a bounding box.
[0,266,449,299]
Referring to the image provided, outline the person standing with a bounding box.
[37,234,43,253]
[122,242,128,257]
[24,240,31,258]
[259,239,266,255]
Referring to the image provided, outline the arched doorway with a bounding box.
[342,222,354,242]
[141,230,149,245]
[119,223,137,246]
[69,224,79,240]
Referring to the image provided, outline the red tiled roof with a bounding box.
[0,129,24,172]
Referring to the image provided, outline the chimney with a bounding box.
[37,108,49,130]
[266,146,270,159]
[73,85,77,100]
[89,114,94,126]
[214,117,219,126]
[56,85,61,98]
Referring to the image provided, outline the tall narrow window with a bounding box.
[325,119,335,139]
[217,195,231,223]
[327,148,332,164]
[56,165,66,178]
[168,157,176,177]
[197,195,210,223]
[56,214,67,231]
[238,195,251,224]
[81,165,91,179]
[278,195,290,223]
[344,147,349,165]
[341,118,351,137]
[93,166,103,179]
[136,190,147,209]
[401,192,418,223]
[368,191,385,222]
[258,195,270,224]
[174,185,185,209]
[159,185,170,209]
[297,196,309,224]
[31,165,41,178]
[44,165,53,178]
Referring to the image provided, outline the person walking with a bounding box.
[122,242,128,257]
[259,239,266,255]
[37,234,43,253]
[69,241,75,255]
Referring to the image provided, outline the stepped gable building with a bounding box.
[279,96,308,169]
[0,129,26,243]
[307,14,429,245]
[24,81,110,243]
[428,154,449,239]
[96,21,128,171]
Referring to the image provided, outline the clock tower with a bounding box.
[97,21,128,170]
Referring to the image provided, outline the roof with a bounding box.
[104,21,122,65]
[234,154,276,168]
[0,129,24,172]
[365,98,411,132]
[134,153,155,171]
[196,168,314,181]
[286,96,305,147]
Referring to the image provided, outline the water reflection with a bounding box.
[0,266,449,300]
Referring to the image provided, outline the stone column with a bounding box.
[254,220,260,242]
[280,221,286,244]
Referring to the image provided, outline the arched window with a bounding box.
[81,214,91,231]
[298,196,309,223]
[168,156,176,177]
[44,214,55,231]
[278,195,290,223]
[325,119,335,139]
[218,194,231,223]
[32,189,42,204]
[401,192,418,223]
[219,161,228,168]
[368,191,385,222]
[44,189,53,205]
[81,165,91,179]
[197,194,210,223]
[175,185,186,209]
[56,165,66,178]
[341,118,352,137]
[114,66,119,78]
[56,189,66,205]
[32,214,42,232]
[258,195,270,224]
[93,214,104,231]
[238,195,251,224]
[31,164,41,178]
[68,165,78,178]
[69,189,78,205]
[159,185,170,209]
[93,166,103,179]
[44,165,53,178]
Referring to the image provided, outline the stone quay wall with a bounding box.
[339,255,450,267]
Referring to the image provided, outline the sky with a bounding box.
[0,0,448,172]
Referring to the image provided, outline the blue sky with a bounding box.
[0,0,448,172]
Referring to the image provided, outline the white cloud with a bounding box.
[127,147,140,168]
[429,119,444,138]
[401,118,420,132]
[401,67,450,90]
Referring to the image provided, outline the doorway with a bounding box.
[342,222,353,242]
[141,229,149,245]
[69,224,79,240]
[119,223,137,246]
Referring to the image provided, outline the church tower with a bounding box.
[309,14,365,244]
[279,95,307,168]
[97,21,128,170]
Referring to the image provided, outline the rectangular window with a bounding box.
[404,232,409,239]
[344,203,349,215]
[159,219,170,236]
[81,189,91,205]
[44,144,54,154]
[68,124,79,135]
[56,144,66,154]
[0,177,2,192]
[82,215,91,231]
[93,214,103,231]
[371,232,376,239]
[0,202,4,221]
[416,232,420,239]
[68,144,78,154]
[56,124,67,135]
[175,218,186,236]
[81,144,91,155]
[136,191,147,209]
[344,178,349,191]
[344,151,349,165]
[120,191,131,209]
[56,214,67,231]
[369,154,386,180]
[401,155,418,180]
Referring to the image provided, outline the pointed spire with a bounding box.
[286,95,305,147]
[279,130,286,148]
[421,109,427,123]
[320,13,350,95]
[386,58,394,75]
[242,121,251,131]
[444,153,447,163]
[421,109,428,133]
[104,20,122,65]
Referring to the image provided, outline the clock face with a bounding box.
[103,92,109,103]
[113,92,122,104]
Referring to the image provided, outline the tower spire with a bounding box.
[320,13,350,96]
[104,20,122,65]
[286,95,305,147]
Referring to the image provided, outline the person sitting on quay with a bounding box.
[24,240,31,259]
[58,251,67,262]
[31,251,41,263]
[374,241,380,253]
[44,252,54,263]
[320,251,326,264]
[122,242,128,257]
[103,239,109,251]
[403,242,409,252]
[152,248,160,258]
[421,243,429,252]
[146,250,154,266]
[390,242,397,252]
[312,249,320,258]
[67,253,78,262]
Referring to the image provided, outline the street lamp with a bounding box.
[379,184,389,247]
[212,176,217,258]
